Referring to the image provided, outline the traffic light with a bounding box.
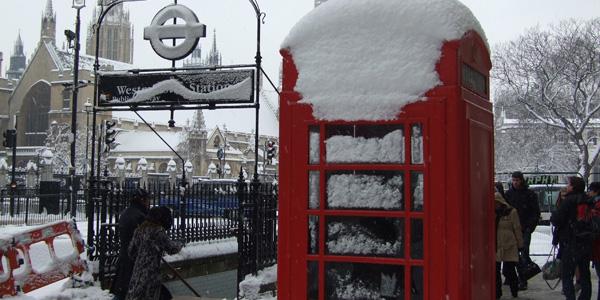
[3,129,16,148]
[266,141,276,164]
[104,120,117,153]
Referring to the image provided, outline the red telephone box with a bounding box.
[278,9,493,300]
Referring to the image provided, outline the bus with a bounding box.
[529,184,566,225]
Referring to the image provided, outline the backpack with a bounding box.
[572,199,600,240]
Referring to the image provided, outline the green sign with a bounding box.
[526,175,559,185]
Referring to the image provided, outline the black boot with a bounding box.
[518,281,527,291]
[510,280,518,298]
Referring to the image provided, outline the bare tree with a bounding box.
[493,18,600,181]
[495,120,577,173]
[45,123,89,175]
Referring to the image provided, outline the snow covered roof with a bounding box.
[45,41,133,72]
[281,0,487,121]
[111,130,183,153]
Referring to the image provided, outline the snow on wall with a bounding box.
[327,222,401,256]
[327,174,403,209]
[282,0,487,121]
[309,130,320,164]
[326,129,404,163]
[309,171,320,209]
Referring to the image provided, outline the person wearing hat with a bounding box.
[110,188,151,300]
[505,171,540,290]
[495,192,524,299]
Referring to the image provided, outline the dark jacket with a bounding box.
[110,201,148,298]
[550,192,592,259]
[592,196,600,262]
[505,185,540,232]
[126,222,183,300]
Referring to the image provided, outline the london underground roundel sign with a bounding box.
[144,4,206,60]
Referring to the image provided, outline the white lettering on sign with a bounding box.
[144,4,206,60]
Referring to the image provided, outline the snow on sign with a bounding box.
[97,69,255,106]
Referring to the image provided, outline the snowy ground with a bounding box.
[0,223,589,299]
[0,221,239,300]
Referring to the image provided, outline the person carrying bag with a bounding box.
[542,245,562,289]
[495,192,524,299]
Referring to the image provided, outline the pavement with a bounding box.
[165,269,237,299]
[501,269,599,300]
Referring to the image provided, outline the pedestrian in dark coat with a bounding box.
[587,181,600,300]
[551,176,592,300]
[495,192,524,299]
[505,171,540,290]
[110,188,150,300]
[126,206,183,300]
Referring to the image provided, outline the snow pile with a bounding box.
[113,77,252,104]
[327,222,401,256]
[327,174,403,209]
[37,284,111,300]
[0,158,9,170]
[164,238,237,262]
[329,272,392,299]
[282,0,486,121]
[309,131,320,164]
[309,171,319,209]
[239,264,277,300]
[309,216,318,253]
[326,130,404,163]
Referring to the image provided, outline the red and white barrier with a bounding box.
[0,220,86,296]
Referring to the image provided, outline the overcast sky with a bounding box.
[1,0,598,136]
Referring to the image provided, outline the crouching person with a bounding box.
[495,192,524,299]
[126,206,183,300]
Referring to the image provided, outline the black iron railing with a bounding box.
[237,180,278,285]
[0,188,86,225]
[95,179,278,286]
[1,178,279,289]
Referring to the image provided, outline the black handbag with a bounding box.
[517,254,541,281]
[542,245,562,289]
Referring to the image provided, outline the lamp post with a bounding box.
[84,98,92,181]
[88,0,146,259]
[69,0,85,219]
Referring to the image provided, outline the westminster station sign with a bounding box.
[97,70,255,106]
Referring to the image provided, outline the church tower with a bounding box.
[6,33,26,81]
[86,3,134,63]
[182,30,222,68]
[182,44,202,68]
[205,30,222,67]
[182,111,208,176]
[40,0,56,44]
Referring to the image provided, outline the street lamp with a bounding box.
[73,0,85,8]
[84,98,92,182]
[69,0,85,218]
[88,0,146,259]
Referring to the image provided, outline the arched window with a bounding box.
[62,88,71,110]
[19,81,51,146]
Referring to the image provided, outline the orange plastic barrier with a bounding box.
[0,220,86,296]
